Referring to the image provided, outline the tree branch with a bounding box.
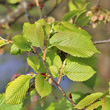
[0,1,28,25]
[32,48,77,107]
[96,0,101,6]
[93,39,110,44]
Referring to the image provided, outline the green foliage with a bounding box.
[0,37,10,47]
[5,75,31,104]
[46,97,72,110]
[7,0,22,4]
[27,56,40,73]
[85,101,102,110]
[75,10,90,26]
[62,10,79,21]
[13,35,31,51]
[102,96,110,110]
[10,44,22,55]
[75,92,103,109]
[63,56,96,81]
[0,94,22,110]
[39,52,62,75]
[50,30,99,58]
[23,19,50,48]
[35,74,52,98]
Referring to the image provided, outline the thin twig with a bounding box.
[93,39,110,44]
[47,0,59,16]
[35,0,42,19]
[32,48,77,107]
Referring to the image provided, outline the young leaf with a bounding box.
[54,21,92,39]
[7,0,22,4]
[23,21,44,48]
[0,103,22,110]
[85,101,102,110]
[5,75,31,104]
[68,0,78,11]
[13,35,31,51]
[63,57,96,81]
[37,19,51,38]
[35,74,52,98]
[102,96,110,110]
[50,30,99,58]
[27,56,40,73]
[10,44,22,55]
[75,92,103,109]
[49,66,59,78]
[62,10,78,21]
[46,97,73,110]
[39,52,62,73]
[75,10,90,26]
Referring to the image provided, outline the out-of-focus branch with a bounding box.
[0,1,28,25]
[96,0,101,6]
[93,39,110,44]
[47,0,59,16]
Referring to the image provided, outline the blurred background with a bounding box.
[0,0,110,109]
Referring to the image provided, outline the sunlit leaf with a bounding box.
[13,35,31,51]
[35,74,52,98]
[27,56,40,73]
[75,92,103,109]
[50,30,99,58]
[5,75,31,104]
[63,57,96,81]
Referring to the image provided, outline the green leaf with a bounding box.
[27,56,40,73]
[39,52,62,73]
[37,19,51,38]
[63,57,96,81]
[5,75,31,104]
[0,37,10,47]
[75,10,90,26]
[75,92,103,109]
[0,94,5,105]
[83,74,97,89]
[35,74,52,98]
[54,22,92,39]
[0,40,5,47]
[49,66,59,78]
[13,35,31,51]
[68,0,78,11]
[50,30,99,58]
[10,44,22,55]
[46,97,73,110]
[102,96,110,110]
[62,10,78,21]
[0,103,22,110]
[85,101,102,110]
[7,0,22,4]
[23,21,44,48]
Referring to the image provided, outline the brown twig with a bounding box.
[93,39,110,44]
[32,48,77,107]
[35,0,42,19]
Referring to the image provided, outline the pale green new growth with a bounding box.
[35,74,52,98]
[75,92,103,109]
[50,30,99,58]
[27,56,40,73]
[5,75,31,104]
